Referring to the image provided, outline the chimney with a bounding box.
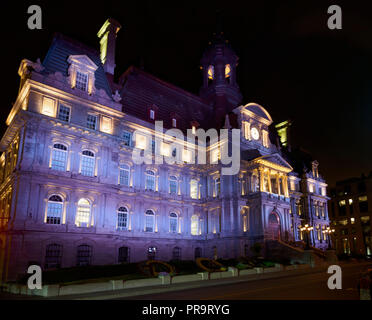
[97,18,121,77]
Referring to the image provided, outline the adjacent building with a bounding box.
[0,19,331,282]
[328,172,372,257]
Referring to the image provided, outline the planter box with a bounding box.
[285,265,297,271]
[171,274,202,284]
[110,280,124,290]
[239,269,256,276]
[197,272,209,280]
[32,284,60,297]
[158,275,171,285]
[254,267,263,274]
[59,282,112,296]
[263,267,278,273]
[123,277,162,289]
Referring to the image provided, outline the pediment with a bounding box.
[254,153,293,173]
[67,55,98,71]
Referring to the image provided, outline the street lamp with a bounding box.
[322,226,335,250]
[300,224,313,250]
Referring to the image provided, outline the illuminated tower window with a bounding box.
[225,64,231,78]
[208,65,214,80]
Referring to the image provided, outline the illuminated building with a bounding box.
[0,19,330,281]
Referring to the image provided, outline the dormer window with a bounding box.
[75,71,88,91]
[150,109,155,120]
[172,118,177,128]
[67,55,98,95]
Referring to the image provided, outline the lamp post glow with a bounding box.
[322,226,335,250]
[300,224,313,250]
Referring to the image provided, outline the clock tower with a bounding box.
[200,32,243,128]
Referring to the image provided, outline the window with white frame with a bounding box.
[119,164,130,186]
[215,177,221,197]
[145,170,155,191]
[58,104,70,122]
[122,131,132,147]
[81,150,95,176]
[75,198,91,227]
[75,70,88,91]
[46,195,63,224]
[169,212,178,233]
[145,209,155,232]
[44,244,62,269]
[190,179,198,199]
[191,215,199,235]
[87,114,97,130]
[51,143,68,171]
[117,207,128,230]
[169,176,178,194]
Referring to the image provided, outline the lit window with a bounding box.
[339,219,348,226]
[122,131,132,147]
[145,170,156,191]
[350,217,355,224]
[339,200,346,206]
[169,212,178,233]
[348,199,353,205]
[150,109,155,120]
[225,64,231,78]
[75,71,88,91]
[44,244,62,269]
[207,65,214,80]
[358,195,368,202]
[192,126,196,134]
[145,209,155,232]
[58,105,70,122]
[169,176,178,194]
[51,143,67,171]
[46,195,63,224]
[81,150,95,177]
[42,97,55,116]
[190,179,198,199]
[172,247,181,260]
[76,244,92,266]
[172,118,177,127]
[309,184,314,193]
[117,207,128,230]
[75,198,91,227]
[87,114,97,130]
[191,215,199,235]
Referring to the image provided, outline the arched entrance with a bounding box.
[268,212,281,240]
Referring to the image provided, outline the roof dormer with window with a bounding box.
[67,55,98,95]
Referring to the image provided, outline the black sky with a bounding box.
[1,0,371,186]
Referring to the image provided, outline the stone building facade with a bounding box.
[0,19,330,281]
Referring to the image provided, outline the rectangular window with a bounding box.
[58,104,70,122]
[51,148,67,171]
[122,131,132,147]
[358,195,368,212]
[75,71,88,91]
[190,180,198,199]
[150,109,155,120]
[87,114,97,130]
[119,166,130,186]
[170,218,177,233]
[145,216,154,232]
[81,155,95,177]
[117,212,128,230]
[169,180,177,194]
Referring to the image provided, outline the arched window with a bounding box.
[190,179,198,199]
[117,207,128,230]
[172,247,181,260]
[81,150,95,177]
[191,215,199,235]
[51,143,67,171]
[76,244,92,266]
[118,246,130,263]
[147,246,157,260]
[169,212,178,233]
[145,209,155,232]
[172,118,177,128]
[194,247,202,259]
[215,178,221,197]
[145,170,155,191]
[119,164,130,186]
[76,198,91,227]
[44,243,62,269]
[169,175,178,194]
[46,195,63,224]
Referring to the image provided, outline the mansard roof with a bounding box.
[42,33,113,98]
[118,66,214,131]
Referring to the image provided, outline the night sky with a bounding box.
[1,0,371,186]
